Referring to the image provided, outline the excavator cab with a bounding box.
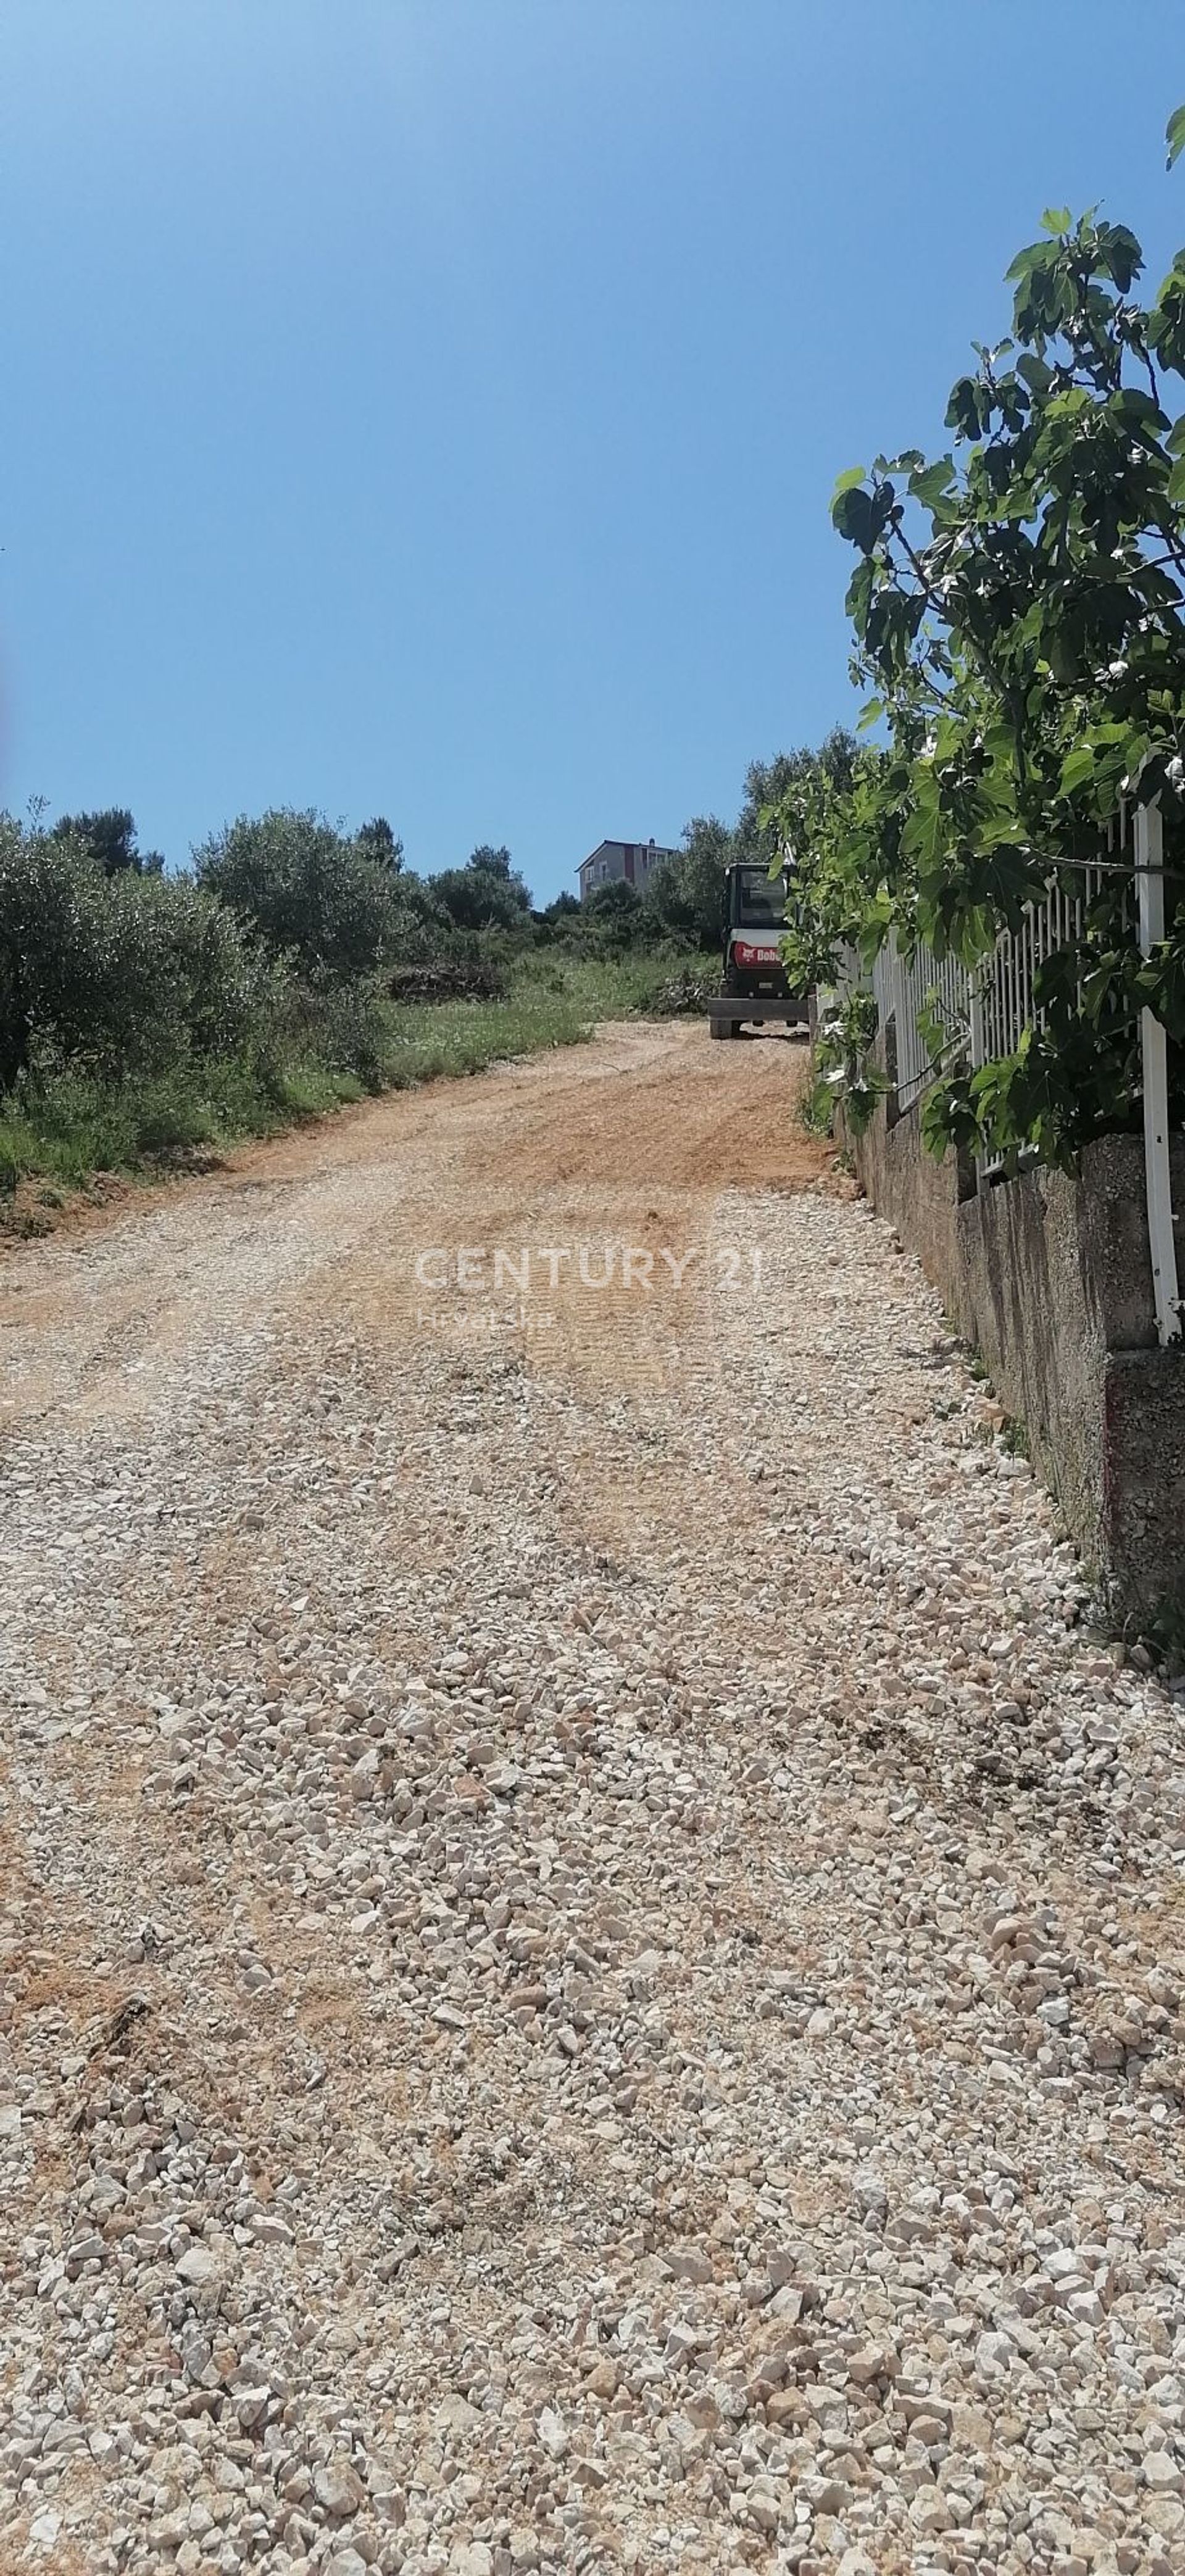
[708,863,807,1039]
[728,863,789,935]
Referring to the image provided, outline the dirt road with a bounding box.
[2,1022,1184,2575]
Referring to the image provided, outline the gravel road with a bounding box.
[2,1020,1185,2576]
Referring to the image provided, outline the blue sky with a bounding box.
[3,2,1184,902]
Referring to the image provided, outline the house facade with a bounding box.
[578,838,678,902]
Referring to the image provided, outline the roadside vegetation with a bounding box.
[0,786,796,1221]
[0,958,696,1205]
[771,111,1185,1170]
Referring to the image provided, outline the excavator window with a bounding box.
[732,866,788,929]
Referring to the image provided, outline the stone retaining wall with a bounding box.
[850,1083,1185,1630]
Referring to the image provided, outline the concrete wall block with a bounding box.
[849,1081,1185,1626]
[1100,1349,1185,1628]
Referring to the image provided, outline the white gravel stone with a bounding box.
[1,1024,1183,2575]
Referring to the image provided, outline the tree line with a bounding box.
[0,742,850,1104]
[0,805,558,1100]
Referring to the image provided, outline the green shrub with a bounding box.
[428,845,533,935]
[0,820,283,1088]
[641,818,730,947]
[54,808,164,876]
[194,807,439,986]
[283,977,396,1091]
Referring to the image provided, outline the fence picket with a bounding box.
[846,808,1137,1176]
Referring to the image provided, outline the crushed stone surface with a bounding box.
[1,1020,1184,2576]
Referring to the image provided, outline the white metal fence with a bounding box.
[870,934,971,1109]
[976,815,1134,1073]
[865,828,1134,1121]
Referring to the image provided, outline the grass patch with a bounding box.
[378,980,590,1087]
[0,1056,363,1205]
[549,952,715,1017]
